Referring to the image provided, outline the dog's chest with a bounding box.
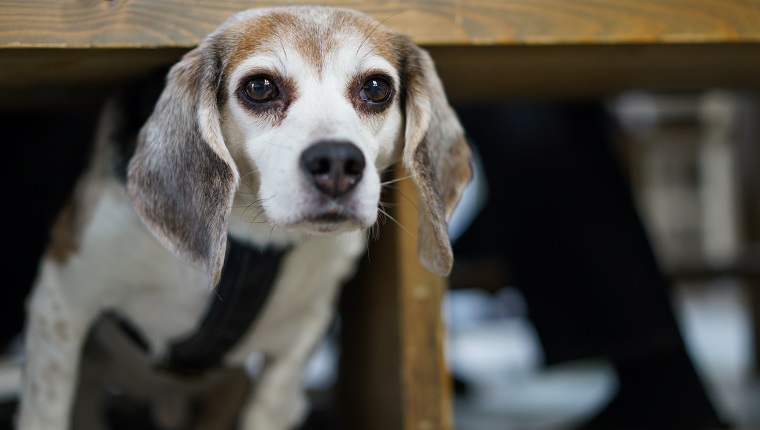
[78,179,365,362]
[73,180,216,356]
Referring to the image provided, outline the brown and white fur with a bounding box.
[18,6,472,430]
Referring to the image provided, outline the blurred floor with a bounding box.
[447,279,760,430]
[3,278,755,430]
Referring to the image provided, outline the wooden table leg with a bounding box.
[338,166,453,430]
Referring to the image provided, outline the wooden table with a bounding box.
[3,1,760,429]
[3,0,760,106]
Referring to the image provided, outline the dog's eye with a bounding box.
[244,77,279,102]
[360,77,392,104]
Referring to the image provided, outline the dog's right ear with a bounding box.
[127,43,239,287]
[397,39,473,276]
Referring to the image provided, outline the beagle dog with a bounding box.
[18,5,471,430]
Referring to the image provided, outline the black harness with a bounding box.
[117,237,289,376]
[161,237,290,374]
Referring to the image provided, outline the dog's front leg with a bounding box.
[239,317,332,430]
[17,273,100,430]
[239,356,309,430]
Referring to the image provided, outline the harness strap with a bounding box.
[162,237,290,374]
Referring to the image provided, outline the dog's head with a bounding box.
[127,6,472,285]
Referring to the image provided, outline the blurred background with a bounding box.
[445,90,760,429]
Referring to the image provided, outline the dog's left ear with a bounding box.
[399,40,473,276]
[127,42,238,287]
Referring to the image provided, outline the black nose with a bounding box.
[300,141,366,197]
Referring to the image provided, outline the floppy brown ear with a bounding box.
[400,41,473,276]
[127,44,238,287]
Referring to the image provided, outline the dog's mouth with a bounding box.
[308,210,351,223]
[292,204,373,234]
[303,208,358,232]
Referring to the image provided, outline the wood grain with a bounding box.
[338,166,452,430]
[3,0,760,108]
[1,0,759,48]
[394,167,453,430]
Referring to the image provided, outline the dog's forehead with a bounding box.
[220,7,401,77]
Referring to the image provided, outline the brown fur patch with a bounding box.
[220,11,302,89]
[219,8,402,98]
[54,321,68,340]
[48,196,85,264]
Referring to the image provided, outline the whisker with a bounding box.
[376,206,415,239]
[370,220,382,242]
[239,170,259,181]
[378,158,407,181]
[380,165,396,175]
[268,225,276,243]
[355,12,401,57]
[277,32,288,61]
[241,197,268,216]
[377,200,399,209]
[364,229,374,260]
[248,208,267,226]
[381,174,414,186]
[361,34,405,62]
[386,186,419,212]
[370,200,388,242]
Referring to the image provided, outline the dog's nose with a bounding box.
[300,141,366,197]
